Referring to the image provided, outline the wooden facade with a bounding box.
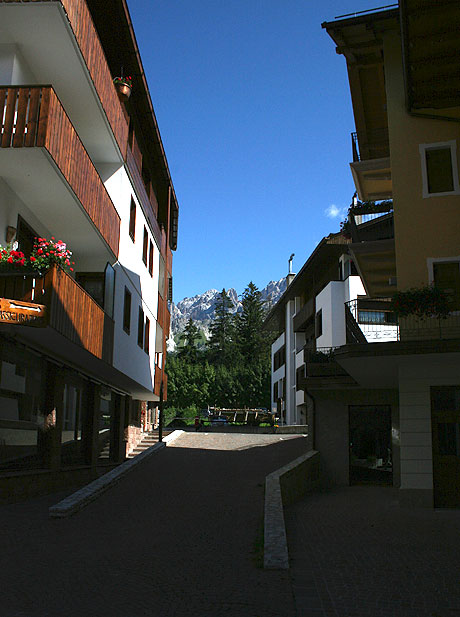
[0,265,114,362]
[0,86,120,256]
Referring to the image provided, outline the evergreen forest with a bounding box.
[165,282,272,420]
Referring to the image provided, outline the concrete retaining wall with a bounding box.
[264,450,320,570]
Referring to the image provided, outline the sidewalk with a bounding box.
[0,432,307,617]
[285,486,460,617]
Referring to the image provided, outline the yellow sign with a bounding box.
[0,298,46,326]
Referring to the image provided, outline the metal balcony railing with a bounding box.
[351,127,390,162]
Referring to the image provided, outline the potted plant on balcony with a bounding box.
[0,238,74,276]
[29,237,74,276]
[113,75,132,101]
[390,285,450,319]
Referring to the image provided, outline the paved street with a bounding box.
[0,432,307,617]
[286,486,460,617]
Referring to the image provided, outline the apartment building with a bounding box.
[319,0,460,507]
[266,216,399,489]
[0,0,178,496]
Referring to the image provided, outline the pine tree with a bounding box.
[207,288,235,364]
[236,282,269,363]
[179,318,200,363]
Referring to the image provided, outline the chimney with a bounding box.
[286,253,295,286]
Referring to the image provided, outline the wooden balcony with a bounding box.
[154,368,167,399]
[0,85,120,257]
[0,265,114,362]
[0,0,128,155]
[157,292,170,336]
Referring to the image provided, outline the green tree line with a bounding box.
[166,282,271,412]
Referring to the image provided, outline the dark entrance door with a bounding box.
[431,386,460,508]
[349,405,392,485]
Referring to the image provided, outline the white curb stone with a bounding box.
[49,430,184,518]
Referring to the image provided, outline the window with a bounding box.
[419,141,460,198]
[273,381,278,402]
[144,317,150,354]
[104,263,115,319]
[358,310,397,325]
[129,198,136,241]
[137,307,144,347]
[315,310,323,338]
[273,346,286,371]
[142,227,148,265]
[123,288,131,334]
[433,261,460,311]
[148,240,154,276]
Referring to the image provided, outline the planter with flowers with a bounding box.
[390,285,450,319]
[113,75,132,101]
[0,237,74,276]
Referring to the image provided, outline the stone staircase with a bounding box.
[127,431,158,459]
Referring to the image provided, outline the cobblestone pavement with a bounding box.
[0,432,307,617]
[285,486,460,617]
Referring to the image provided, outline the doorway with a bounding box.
[349,405,392,485]
[431,386,460,508]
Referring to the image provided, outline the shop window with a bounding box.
[129,197,136,241]
[138,307,144,347]
[431,386,460,412]
[0,344,45,471]
[149,240,154,276]
[420,141,460,198]
[123,288,131,334]
[433,261,460,311]
[144,317,150,354]
[61,380,89,467]
[142,227,148,265]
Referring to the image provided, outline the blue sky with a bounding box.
[127,0,391,300]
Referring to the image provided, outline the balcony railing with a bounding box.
[0,85,120,256]
[0,265,114,362]
[346,299,399,343]
[351,127,390,162]
[399,313,460,342]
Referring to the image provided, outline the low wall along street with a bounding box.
[264,450,320,570]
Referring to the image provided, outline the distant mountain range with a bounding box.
[168,277,287,351]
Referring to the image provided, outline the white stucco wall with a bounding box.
[0,45,36,85]
[315,281,347,348]
[104,166,161,395]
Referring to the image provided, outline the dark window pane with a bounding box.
[129,198,136,241]
[142,227,148,265]
[433,262,460,311]
[426,147,454,194]
[123,288,131,334]
[149,241,154,276]
[432,386,460,412]
[438,423,459,456]
[138,307,144,347]
[144,317,150,354]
